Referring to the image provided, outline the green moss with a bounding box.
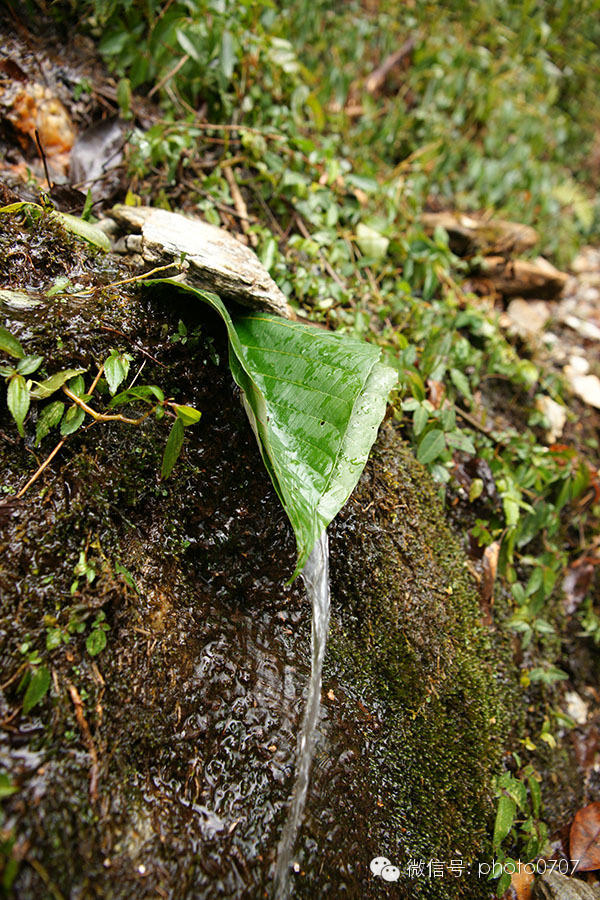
[328,429,520,898]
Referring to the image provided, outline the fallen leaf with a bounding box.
[510,865,534,900]
[570,801,600,871]
[481,541,500,605]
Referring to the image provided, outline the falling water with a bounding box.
[273,530,331,900]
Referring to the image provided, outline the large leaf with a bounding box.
[146,279,396,577]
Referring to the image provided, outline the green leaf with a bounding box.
[86,629,107,657]
[176,28,201,63]
[60,405,85,436]
[16,355,43,376]
[355,222,389,260]
[0,326,24,359]
[173,404,202,425]
[0,773,17,799]
[493,794,516,848]
[417,428,445,464]
[22,666,50,714]
[7,374,30,436]
[220,29,236,79]
[31,368,86,400]
[35,401,65,445]
[108,384,165,407]
[147,279,396,577]
[0,288,40,309]
[161,416,185,479]
[104,351,132,395]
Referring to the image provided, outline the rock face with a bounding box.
[111,204,294,319]
[0,212,514,898]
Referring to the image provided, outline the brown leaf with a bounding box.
[481,541,500,605]
[570,802,600,871]
[511,865,535,900]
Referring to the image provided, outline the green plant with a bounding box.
[0,327,202,490]
[149,278,396,576]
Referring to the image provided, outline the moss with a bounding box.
[326,429,520,898]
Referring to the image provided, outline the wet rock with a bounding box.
[111,204,294,319]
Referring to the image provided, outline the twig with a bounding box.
[15,437,67,499]
[223,166,258,247]
[68,682,99,801]
[148,53,189,98]
[27,857,65,900]
[98,326,166,367]
[34,129,52,191]
[62,386,159,426]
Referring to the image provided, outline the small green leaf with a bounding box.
[108,384,164,407]
[17,355,44,376]
[31,368,86,400]
[173,404,202,425]
[176,28,201,62]
[115,561,138,593]
[35,400,65,445]
[22,666,50,714]
[493,794,516,848]
[0,326,24,359]
[413,404,429,436]
[355,222,389,260]
[46,276,72,297]
[104,351,132,395]
[0,772,17,799]
[86,629,107,657]
[60,405,86,436]
[220,29,236,79]
[67,374,86,397]
[417,428,446,464]
[7,373,30,436]
[161,417,185,479]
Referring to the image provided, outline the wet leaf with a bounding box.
[22,666,50,715]
[570,801,600,871]
[60,405,85,436]
[7,374,30,436]
[16,355,44,376]
[0,325,24,359]
[104,350,132,395]
[31,368,87,400]
[147,279,396,577]
[35,400,65,445]
[161,417,185,479]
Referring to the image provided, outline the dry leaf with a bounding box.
[570,802,600,871]
[511,865,535,900]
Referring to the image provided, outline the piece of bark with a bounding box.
[111,205,293,318]
[476,256,568,299]
[364,38,416,95]
[421,211,539,257]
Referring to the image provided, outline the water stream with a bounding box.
[273,530,331,899]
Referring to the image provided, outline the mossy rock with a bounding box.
[0,211,517,898]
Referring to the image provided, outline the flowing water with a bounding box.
[273,530,331,899]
